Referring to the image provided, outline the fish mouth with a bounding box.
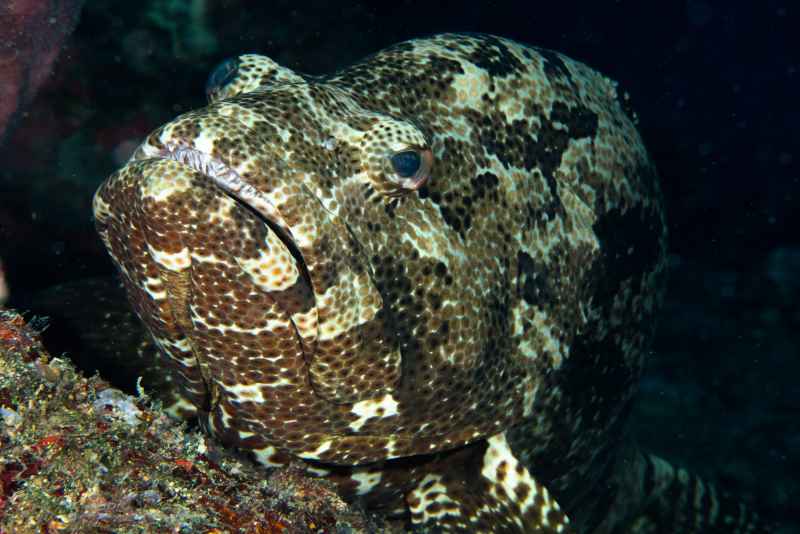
[135,139,312,302]
[139,139,298,246]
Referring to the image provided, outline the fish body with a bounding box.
[94,34,767,533]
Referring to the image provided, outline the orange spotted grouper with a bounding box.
[93,33,770,533]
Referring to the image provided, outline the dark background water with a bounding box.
[0,0,797,530]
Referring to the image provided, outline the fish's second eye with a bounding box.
[206,58,239,101]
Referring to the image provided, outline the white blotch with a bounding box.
[291,307,319,344]
[143,276,167,300]
[299,439,332,460]
[217,402,235,430]
[305,465,331,477]
[148,244,190,271]
[348,394,400,432]
[224,382,266,403]
[482,433,529,503]
[252,445,285,468]
[186,127,215,155]
[190,310,290,335]
[190,252,231,265]
[351,470,383,496]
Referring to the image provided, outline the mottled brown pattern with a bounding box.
[92,33,701,533]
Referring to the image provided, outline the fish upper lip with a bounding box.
[141,138,312,301]
[138,138,298,246]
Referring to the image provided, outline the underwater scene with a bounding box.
[0,1,797,532]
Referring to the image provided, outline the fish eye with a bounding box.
[390,150,422,178]
[205,57,239,101]
[386,147,433,193]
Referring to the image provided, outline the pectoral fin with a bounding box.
[407,433,574,533]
